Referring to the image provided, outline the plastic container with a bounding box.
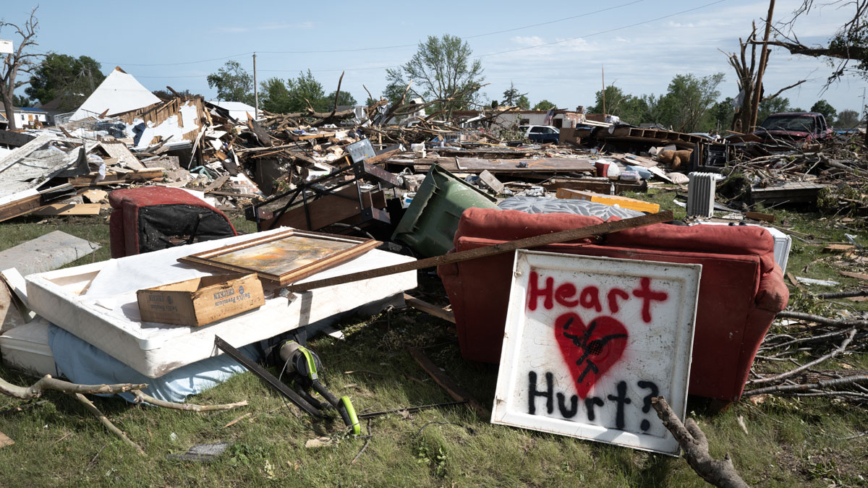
[392,165,499,257]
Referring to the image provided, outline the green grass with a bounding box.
[0,205,867,486]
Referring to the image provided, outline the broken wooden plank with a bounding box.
[407,347,488,418]
[824,244,856,253]
[80,189,108,203]
[68,169,163,187]
[745,211,776,222]
[202,175,230,193]
[477,170,504,194]
[0,431,13,449]
[403,293,455,324]
[32,203,102,216]
[840,271,868,281]
[787,272,806,293]
[541,178,647,195]
[287,211,673,292]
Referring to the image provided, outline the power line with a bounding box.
[131,0,726,84]
[476,0,728,59]
[101,1,644,67]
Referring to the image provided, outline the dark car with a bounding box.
[755,112,832,142]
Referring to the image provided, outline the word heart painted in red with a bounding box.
[527,271,668,398]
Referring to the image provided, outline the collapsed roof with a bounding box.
[70,67,161,121]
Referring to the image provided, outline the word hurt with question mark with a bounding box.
[491,252,701,454]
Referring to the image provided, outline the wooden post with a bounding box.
[750,0,776,132]
[253,53,259,120]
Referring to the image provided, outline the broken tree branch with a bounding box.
[132,391,248,412]
[748,329,856,385]
[777,311,868,329]
[652,396,749,488]
[744,375,868,397]
[0,374,146,400]
[73,393,145,456]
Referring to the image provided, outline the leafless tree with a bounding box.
[0,7,40,130]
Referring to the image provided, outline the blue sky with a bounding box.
[4,0,867,114]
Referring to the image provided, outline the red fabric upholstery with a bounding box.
[108,187,237,258]
[438,208,789,401]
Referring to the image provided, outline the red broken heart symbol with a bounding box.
[554,312,629,399]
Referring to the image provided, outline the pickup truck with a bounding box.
[519,125,560,143]
[754,112,832,142]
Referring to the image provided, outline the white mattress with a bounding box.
[25,228,417,378]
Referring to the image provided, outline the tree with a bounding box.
[25,53,105,111]
[384,34,484,118]
[516,94,530,109]
[710,98,736,132]
[501,82,527,107]
[757,96,791,125]
[259,77,293,113]
[757,0,868,84]
[533,99,555,111]
[286,69,327,112]
[0,7,40,130]
[657,73,725,132]
[13,94,30,107]
[836,109,861,128]
[207,60,254,104]
[810,99,837,124]
[327,90,357,107]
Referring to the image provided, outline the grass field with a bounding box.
[0,197,866,487]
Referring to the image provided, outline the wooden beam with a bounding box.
[403,294,455,324]
[287,211,673,292]
[32,203,102,216]
[407,347,489,418]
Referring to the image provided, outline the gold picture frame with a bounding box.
[178,229,380,285]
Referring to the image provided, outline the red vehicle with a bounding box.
[755,112,833,142]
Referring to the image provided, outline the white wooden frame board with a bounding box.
[491,250,701,455]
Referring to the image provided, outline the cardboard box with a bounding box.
[555,188,660,214]
[137,274,265,326]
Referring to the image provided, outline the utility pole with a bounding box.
[750,0,776,132]
[601,65,606,116]
[253,53,259,119]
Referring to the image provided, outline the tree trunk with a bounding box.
[1,92,16,131]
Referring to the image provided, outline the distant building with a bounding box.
[0,106,49,129]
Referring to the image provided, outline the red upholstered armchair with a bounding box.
[438,208,789,401]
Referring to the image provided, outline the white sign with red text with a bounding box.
[491,250,701,455]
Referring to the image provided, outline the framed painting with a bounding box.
[178,229,380,285]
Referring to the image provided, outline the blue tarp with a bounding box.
[49,325,261,404]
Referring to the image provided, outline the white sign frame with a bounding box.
[491,250,701,455]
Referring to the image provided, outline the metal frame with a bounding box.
[250,160,400,233]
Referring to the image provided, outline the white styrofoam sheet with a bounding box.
[26,228,416,378]
[491,251,700,455]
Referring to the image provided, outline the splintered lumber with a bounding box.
[287,211,673,292]
[407,347,488,418]
[403,293,455,324]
